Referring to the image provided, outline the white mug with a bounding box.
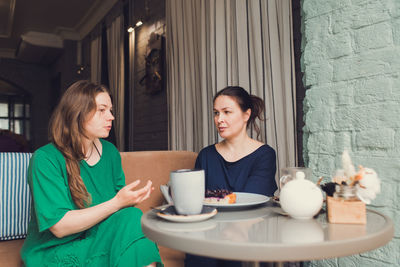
[170,169,205,215]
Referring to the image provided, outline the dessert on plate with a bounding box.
[204,189,236,204]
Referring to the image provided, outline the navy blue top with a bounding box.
[195,144,277,196]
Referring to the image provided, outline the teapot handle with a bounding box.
[279,175,293,190]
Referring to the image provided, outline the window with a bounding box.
[0,82,31,141]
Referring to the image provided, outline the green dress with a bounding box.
[21,139,162,267]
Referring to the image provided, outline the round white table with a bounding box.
[141,202,394,263]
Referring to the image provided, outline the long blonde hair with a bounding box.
[49,80,110,209]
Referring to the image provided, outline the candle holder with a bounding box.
[326,185,366,224]
[320,151,380,225]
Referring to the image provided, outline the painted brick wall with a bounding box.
[301,0,399,265]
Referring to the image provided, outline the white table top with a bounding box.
[141,202,394,262]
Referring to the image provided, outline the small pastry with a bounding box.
[204,189,236,204]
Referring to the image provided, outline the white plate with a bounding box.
[156,206,218,223]
[204,192,270,208]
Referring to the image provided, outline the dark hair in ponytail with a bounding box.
[213,86,265,139]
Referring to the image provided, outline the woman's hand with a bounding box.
[113,180,154,209]
[49,180,154,238]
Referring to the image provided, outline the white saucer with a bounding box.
[270,206,289,216]
[156,206,217,223]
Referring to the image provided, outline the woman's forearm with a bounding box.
[49,180,153,238]
[50,197,120,238]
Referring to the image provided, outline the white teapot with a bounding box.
[279,168,323,220]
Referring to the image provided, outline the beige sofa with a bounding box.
[0,150,197,267]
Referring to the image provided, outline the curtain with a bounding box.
[106,15,125,151]
[90,35,102,84]
[166,0,297,176]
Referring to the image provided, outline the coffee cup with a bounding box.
[170,169,205,215]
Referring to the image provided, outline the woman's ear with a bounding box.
[244,108,251,122]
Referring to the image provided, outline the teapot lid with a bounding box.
[296,171,305,180]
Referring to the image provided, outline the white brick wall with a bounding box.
[302,0,400,265]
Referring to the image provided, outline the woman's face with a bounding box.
[84,92,114,140]
[213,95,250,140]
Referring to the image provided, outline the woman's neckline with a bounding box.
[213,144,265,164]
[83,139,103,167]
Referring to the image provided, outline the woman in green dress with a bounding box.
[21,80,162,267]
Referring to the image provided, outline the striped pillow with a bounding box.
[0,152,32,240]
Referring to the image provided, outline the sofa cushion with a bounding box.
[0,239,24,266]
[120,150,197,212]
[0,152,32,241]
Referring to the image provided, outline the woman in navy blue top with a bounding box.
[185,86,277,267]
[195,143,276,196]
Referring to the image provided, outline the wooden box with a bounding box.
[326,196,366,224]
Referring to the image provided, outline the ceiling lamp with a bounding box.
[127,21,143,33]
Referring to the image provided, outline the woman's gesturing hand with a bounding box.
[50,180,154,238]
[114,180,154,209]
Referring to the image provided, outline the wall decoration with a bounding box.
[139,33,165,95]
